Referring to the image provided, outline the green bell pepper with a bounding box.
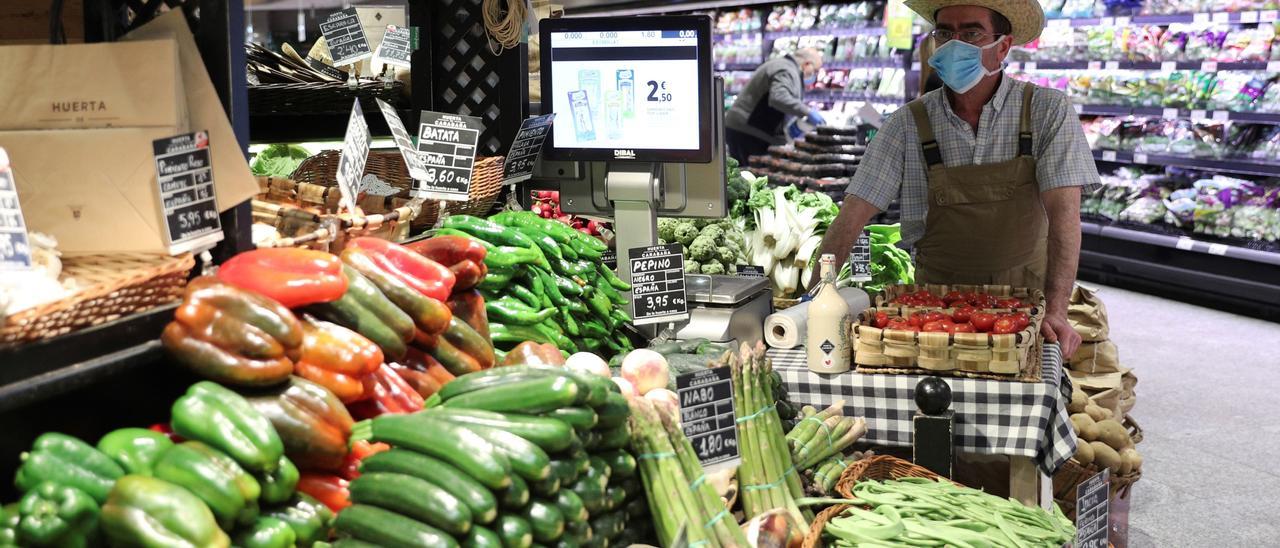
[101,475,230,548]
[97,428,174,476]
[15,482,99,548]
[234,516,297,548]
[172,381,284,474]
[153,441,262,530]
[15,432,124,504]
[262,494,334,547]
[257,456,299,506]
[0,503,19,547]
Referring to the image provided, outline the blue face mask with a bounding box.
[803,73,817,86]
[928,38,1003,94]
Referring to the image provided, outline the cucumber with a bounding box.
[439,367,561,400]
[593,424,631,451]
[524,500,565,543]
[554,539,581,548]
[360,449,498,524]
[367,414,512,490]
[553,490,588,522]
[569,452,590,477]
[543,407,597,432]
[498,515,534,548]
[617,478,642,498]
[443,376,580,414]
[579,431,600,451]
[603,486,627,513]
[348,472,472,535]
[590,511,626,541]
[530,475,561,497]
[597,451,636,480]
[624,498,647,519]
[460,424,552,482]
[565,521,592,542]
[500,474,531,509]
[464,525,505,548]
[586,457,612,484]
[548,459,579,486]
[331,539,383,548]
[593,393,629,429]
[334,504,458,548]
[426,408,577,453]
[569,478,606,515]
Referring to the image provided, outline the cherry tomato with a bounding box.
[951,305,976,323]
[942,291,965,305]
[1007,311,1031,330]
[952,322,975,333]
[995,297,1023,309]
[913,290,933,299]
[920,311,948,324]
[922,320,955,333]
[973,293,998,308]
[908,313,926,328]
[992,317,1019,334]
[970,312,997,332]
[874,311,890,329]
[885,318,913,331]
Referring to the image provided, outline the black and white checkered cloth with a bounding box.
[771,344,1078,475]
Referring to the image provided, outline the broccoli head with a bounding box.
[689,234,718,262]
[685,259,702,273]
[657,218,678,243]
[700,261,726,275]
[700,225,726,245]
[716,246,736,264]
[674,221,700,247]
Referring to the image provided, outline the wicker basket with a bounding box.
[248,81,405,115]
[290,151,504,230]
[1051,459,1141,521]
[801,456,959,548]
[1,253,195,346]
[801,504,851,548]
[1125,414,1143,445]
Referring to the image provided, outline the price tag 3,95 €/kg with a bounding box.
[628,243,689,325]
[677,367,740,468]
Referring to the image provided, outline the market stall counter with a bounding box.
[771,344,1076,505]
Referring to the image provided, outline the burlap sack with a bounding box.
[1069,285,1110,342]
[1069,339,1120,374]
[1119,368,1138,414]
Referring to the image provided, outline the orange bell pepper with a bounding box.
[217,248,348,308]
[292,318,383,403]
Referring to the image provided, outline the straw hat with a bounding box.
[904,0,1046,45]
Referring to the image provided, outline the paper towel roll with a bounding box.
[764,287,871,349]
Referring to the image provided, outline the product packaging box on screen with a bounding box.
[0,10,256,254]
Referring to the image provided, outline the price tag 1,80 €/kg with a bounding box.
[628,243,689,325]
[415,110,483,202]
[1075,468,1110,548]
[676,367,740,468]
[153,131,223,255]
[0,149,32,270]
[503,114,556,185]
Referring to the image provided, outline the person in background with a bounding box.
[811,0,1097,357]
[725,48,827,165]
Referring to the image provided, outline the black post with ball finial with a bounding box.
[913,376,955,478]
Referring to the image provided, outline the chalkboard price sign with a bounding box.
[1075,469,1110,548]
[319,8,372,66]
[502,114,556,185]
[849,231,871,282]
[152,131,223,255]
[628,244,689,325]
[336,100,371,212]
[375,25,413,68]
[415,111,483,202]
[677,367,740,467]
[0,150,31,271]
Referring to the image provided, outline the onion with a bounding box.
[644,388,680,425]
[564,352,611,378]
[621,349,669,395]
[611,377,638,398]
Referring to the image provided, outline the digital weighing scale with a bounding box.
[673,274,773,346]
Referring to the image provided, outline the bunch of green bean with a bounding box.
[822,478,1076,548]
[786,404,868,470]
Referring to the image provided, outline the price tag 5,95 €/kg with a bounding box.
[153,131,223,255]
[676,367,740,468]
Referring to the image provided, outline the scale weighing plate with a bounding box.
[676,274,773,344]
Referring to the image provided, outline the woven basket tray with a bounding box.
[852,309,1044,382]
[802,456,960,548]
[1051,458,1141,521]
[290,152,504,230]
[1,253,194,346]
[248,81,405,115]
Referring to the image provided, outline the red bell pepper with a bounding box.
[217,248,348,308]
[345,237,456,301]
[388,362,442,400]
[339,440,390,481]
[147,424,184,443]
[447,290,490,340]
[296,473,350,512]
[346,364,425,419]
[293,318,384,403]
[406,236,489,291]
[403,347,456,387]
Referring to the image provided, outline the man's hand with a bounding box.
[807,197,880,288]
[1040,311,1081,359]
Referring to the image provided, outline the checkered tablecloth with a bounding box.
[772,344,1077,475]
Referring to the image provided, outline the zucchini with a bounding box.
[439,366,561,400]
[425,408,577,453]
[624,498,647,519]
[348,472,472,535]
[334,504,457,548]
[498,515,534,548]
[569,452,590,477]
[569,478,606,515]
[603,486,627,513]
[460,424,552,481]
[593,424,631,451]
[524,500,566,543]
[544,407,598,432]
[590,511,626,541]
[617,478,642,499]
[587,457,613,484]
[367,414,512,490]
[444,375,580,414]
[359,449,498,524]
[553,490,588,522]
[553,540,581,548]
[548,459,580,486]
[464,525,505,548]
[593,393,629,430]
[579,431,600,451]
[331,539,383,548]
[500,474,531,509]
[565,521,592,543]
[530,475,561,497]
[597,451,636,480]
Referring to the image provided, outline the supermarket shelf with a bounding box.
[1075,105,1280,125]
[715,62,762,71]
[1045,9,1280,27]
[765,26,886,39]
[717,59,904,72]
[0,305,175,414]
[1008,60,1279,72]
[808,90,906,104]
[1082,221,1280,267]
[1091,149,1280,177]
[714,31,762,41]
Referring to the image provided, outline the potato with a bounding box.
[1091,441,1122,473]
[1121,448,1142,473]
[1096,419,1131,450]
[1070,413,1096,434]
[1098,406,1114,420]
[1069,391,1089,414]
[1084,404,1108,422]
[1081,423,1100,442]
[1074,440,1096,465]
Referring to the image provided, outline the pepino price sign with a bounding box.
[677,367,740,468]
[628,243,689,325]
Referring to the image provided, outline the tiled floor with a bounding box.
[1091,283,1280,547]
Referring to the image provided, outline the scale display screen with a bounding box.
[541,16,713,163]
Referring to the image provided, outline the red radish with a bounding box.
[565,352,611,378]
[620,349,670,396]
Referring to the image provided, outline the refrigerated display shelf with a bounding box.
[809,90,906,104]
[1008,60,1278,72]
[765,26,886,39]
[1045,9,1279,27]
[1073,105,1280,125]
[716,59,906,73]
[1092,150,1280,177]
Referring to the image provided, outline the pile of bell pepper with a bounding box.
[435,213,636,362]
[4,381,334,547]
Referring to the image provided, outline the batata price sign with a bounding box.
[677,367,740,467]
[152,131,223,255]
[415,110,482,201]
[628,243,689,325]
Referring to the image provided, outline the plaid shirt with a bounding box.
[845,76,1099,247]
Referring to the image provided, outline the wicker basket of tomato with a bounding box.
[851,284,1045,381]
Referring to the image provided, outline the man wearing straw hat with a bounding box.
[813,0,1096,357]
